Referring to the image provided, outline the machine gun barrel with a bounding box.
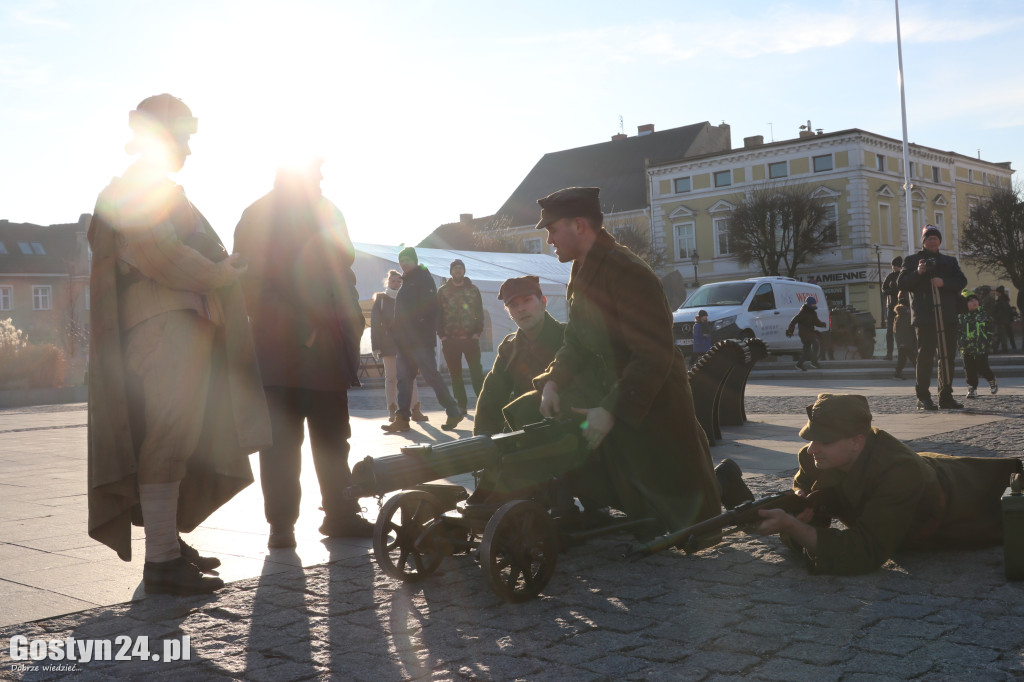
[628,490,835,558]
[345,419,582,499]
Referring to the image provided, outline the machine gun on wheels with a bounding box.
[347,420,654,603]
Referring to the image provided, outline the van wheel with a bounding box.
[740,329,755,341]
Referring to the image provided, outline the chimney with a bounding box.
[637,124,654,136]
[743,135,764,148]
[611,133,627,141]
[459,213,473,224]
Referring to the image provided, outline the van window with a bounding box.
[748,283,776,311]
[680,282,755,308]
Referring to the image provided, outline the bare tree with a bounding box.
[473,213,524,253]
[961,185,1024,300]
[727,184,835,277]
[610,224,667,270]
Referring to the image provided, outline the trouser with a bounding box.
[441,337,484,410]
[885,310,895,358]
[382,354,418,409]
[914,324,958,401]
[396,342,460,420]
[123,310,215,484]
[895,346,917,373]
[799,337,820,365]
[997,323,1016,351]
[962,353,995,388]
[259,387,359,529]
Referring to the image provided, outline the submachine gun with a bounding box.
[345,419,585,500]
[628,489,838,559]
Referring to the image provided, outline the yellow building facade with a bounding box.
[647,129,1015,324]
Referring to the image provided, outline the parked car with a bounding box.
[673,276,829,356]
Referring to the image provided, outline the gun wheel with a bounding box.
[479,500,558,603]
[373,491,445,582]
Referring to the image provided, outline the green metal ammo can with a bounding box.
[1003,474,1024,581]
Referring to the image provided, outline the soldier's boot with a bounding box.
[411,403,429,422]
[381,415,412,433]
[388,403,398,422]
[715,458,755,510]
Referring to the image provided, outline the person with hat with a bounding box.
[234,158,375,547]
[87,94,271,594]
[992,285,1017,353]
[521,186,721,538]
[691,309,713,366]
[957,290,998,398]
[897,225,968,410]
[786,295,827,371]
[881,256,904,360]
[370,269,426,422]
[437,259,485,416]
[382,246,464,433]
[753,393,1020,575]
[474,275,565,437]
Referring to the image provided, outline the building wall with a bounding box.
[648,130,1014,328]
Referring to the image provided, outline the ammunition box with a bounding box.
[1002,486,1024,581]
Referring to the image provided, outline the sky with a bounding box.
[2,0,1022,251]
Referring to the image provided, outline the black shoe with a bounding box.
[795,362,807,371]
[715,458,755,510]
[268,527,297,549]
[917,399,938,411]
[144,556,224,595]
[894,370,904,380]
[178,537,220,573]
[939,397,964,410]
[442,413,464,430]
[319,516,374,539]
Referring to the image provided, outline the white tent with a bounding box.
[353,243,572,370]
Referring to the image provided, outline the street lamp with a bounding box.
[692,249,700,287]
[873,243,885,326]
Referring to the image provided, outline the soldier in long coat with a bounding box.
[755,393,1021,575]
[524,187,721,537]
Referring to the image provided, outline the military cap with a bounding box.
[535,186,602,230]
[498,275,542,302]
[799,393,872,442]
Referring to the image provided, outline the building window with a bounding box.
[876,154,886,172]
[935,212,945,230]
[18,242,32,255]
[822,204,838,244]
[713,170,732,188]
[813,155,833,173]
[768,161,788,179]
[0,286,11,311]
[714,218,732,256]
[913,207,926,232]
[968,169,974,183]
[674,177,691,193]
[0,241,7,254]
[879,203,892,245]
[30,242,45,255]
[32,285,52,311]
[932,166,941,183]
[673,222,696,260]
[522,237,542,254]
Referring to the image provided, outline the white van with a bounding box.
[672,276,829,355]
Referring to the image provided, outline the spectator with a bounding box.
[691,309,713,366]
[957,291,998,398]
[370,270,425,422]
[786,296,827,371]
[992,285,1017,353]
[437,259,485,416]
[881,256,902,360]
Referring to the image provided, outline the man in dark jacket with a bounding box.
[234,159,372,548]
[754,393,1020,575]
[528,186,721,538]
[437,259,485,415]
[382,247,463,433]
[881,256,903,360]
[992,285,1017,353]
[897,225,968,410]
[786,296,827,371]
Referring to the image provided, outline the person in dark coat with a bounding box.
[892,297,917,380]
[524,186,721,538]
[691,309,713,366]
[992,285,1017,353]
[754,393,1021,575]
[88,94,271,595]
[881,256,903,360]
[234,159,372,548]
[896,225,968,410]
[381,247,463,433]
[370,270,423,422]
[786,296,827,371]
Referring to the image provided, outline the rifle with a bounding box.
[344,419,585,499]
[627,489,836,559]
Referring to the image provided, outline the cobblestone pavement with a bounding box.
[2,395,1023,680]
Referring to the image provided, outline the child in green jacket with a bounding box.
[957,291,998,398]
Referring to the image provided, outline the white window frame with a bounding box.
[32,285,51,311]
[821,203,839,244]
[673,222,696,261]
[0,286,11,311]
[522,237,542,254]
[674,176,691,193]
[879,203,892,245]
[934,211,945,230]
[713,217,732,257]
[812,154,833,173]
[932,166,941,183]
[876,154,886,172]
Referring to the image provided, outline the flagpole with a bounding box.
[895,0,915,252]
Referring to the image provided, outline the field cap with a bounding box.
[799,393,872,442]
